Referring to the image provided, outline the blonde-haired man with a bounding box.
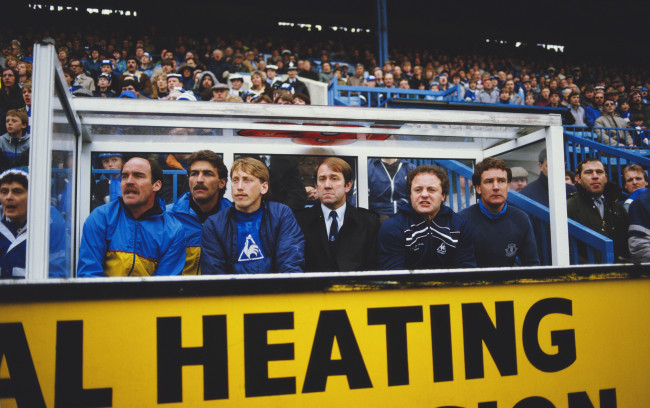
[201,157,305,274]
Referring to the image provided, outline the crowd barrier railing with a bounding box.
[328,82,464,106]
[563,126,650,186]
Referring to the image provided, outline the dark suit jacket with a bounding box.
[296,204,380,272]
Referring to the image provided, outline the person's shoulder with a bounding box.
[348,205,380,224]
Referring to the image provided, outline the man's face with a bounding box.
[603,100,616,114]
[476,168,509,211]
[97,77,110,89]
[549,93,560,104]
[213,50,223,61]
[212,89,228,102]
[410,172,446,220]
[231,168,268,213]
[624,170,648,193]
[510,177,528,192]
[483,79,493,90]
[539,160,548,177]
[101,156,123,170]
[189,160,225,205]
[5,115,26,137]
[69,61,83,76]
[578,161,607,196]
[570,94,580,107]
[0,181,28,225]
[632,93,642,104]
[120,158,161,211]
[594,92,605,106]
[316,163,352,210]
[167,77,182,89]
[126,59,138,73]
[355,65,364,76]
[505,80,515,91]
[384,73,394,87]
[288,69,297,79]
[22,87,31,105]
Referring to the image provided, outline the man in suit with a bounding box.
[296,157,380,272]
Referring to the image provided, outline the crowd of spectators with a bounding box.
[2,27,650,133]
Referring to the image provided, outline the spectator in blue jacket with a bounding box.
[378,164,476,270]
[0,169,67,278]
[367,157,415,223]
[201,157,305,274]
[628,188,650,262]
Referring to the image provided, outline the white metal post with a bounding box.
[546,120,570,265]
[26,44,56,280]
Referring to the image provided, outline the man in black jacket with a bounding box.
[567,158,630,262]
[296,157,380,272]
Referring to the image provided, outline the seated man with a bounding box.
[459,157,539,267]
[378,164,476,270]
[296,157,380,272]
[201,157,304,274]
[0,169,67,278]
[567,158,629,263]
[78,157,186,277]
[168,150,232,275]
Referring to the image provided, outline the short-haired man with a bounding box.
[78,157,187,277]
[201,157,305,274]
[1,109,30,172]
[594,97,633,146]
[282,62,309,97]
[459,158,539,267]
[378,165,476,270]
[168,150,232,275]
[69,58,95,92]
[0,169,67,278]
[567,158,629,262]
[296,157,380,272]
[475,77,498,104]
[621,164,649,211]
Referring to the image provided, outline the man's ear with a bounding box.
[345,180,353,193]
[152,180,162,192]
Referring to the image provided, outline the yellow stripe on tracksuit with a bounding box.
[104,251,158,277]
[182,246,201,275]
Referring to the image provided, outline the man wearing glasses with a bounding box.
[595,98,633,146]
[68,58,95,92]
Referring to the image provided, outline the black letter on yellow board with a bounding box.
[0,323,46,408]
[430,304,454,382]
[244,312,295,397]
[523,298,576,373]
[513,396,556,407]
[568,388,617,408]
[157,315,228,403]
[54,321,113,408]
[462,302,517,379]
[302,310,372,393]
[368,306,423,386]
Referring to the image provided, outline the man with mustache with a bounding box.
[201,157,304,274]
[78,156,186,277]
[459,158,539,267]
[168,150,231,274]
[567,158,630,263]
[378,165,476,270]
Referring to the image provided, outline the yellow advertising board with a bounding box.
[0,269,648,408]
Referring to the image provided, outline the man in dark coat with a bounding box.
[567,158,630,263]
[283,62,310,98]
[296,157,380,272]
